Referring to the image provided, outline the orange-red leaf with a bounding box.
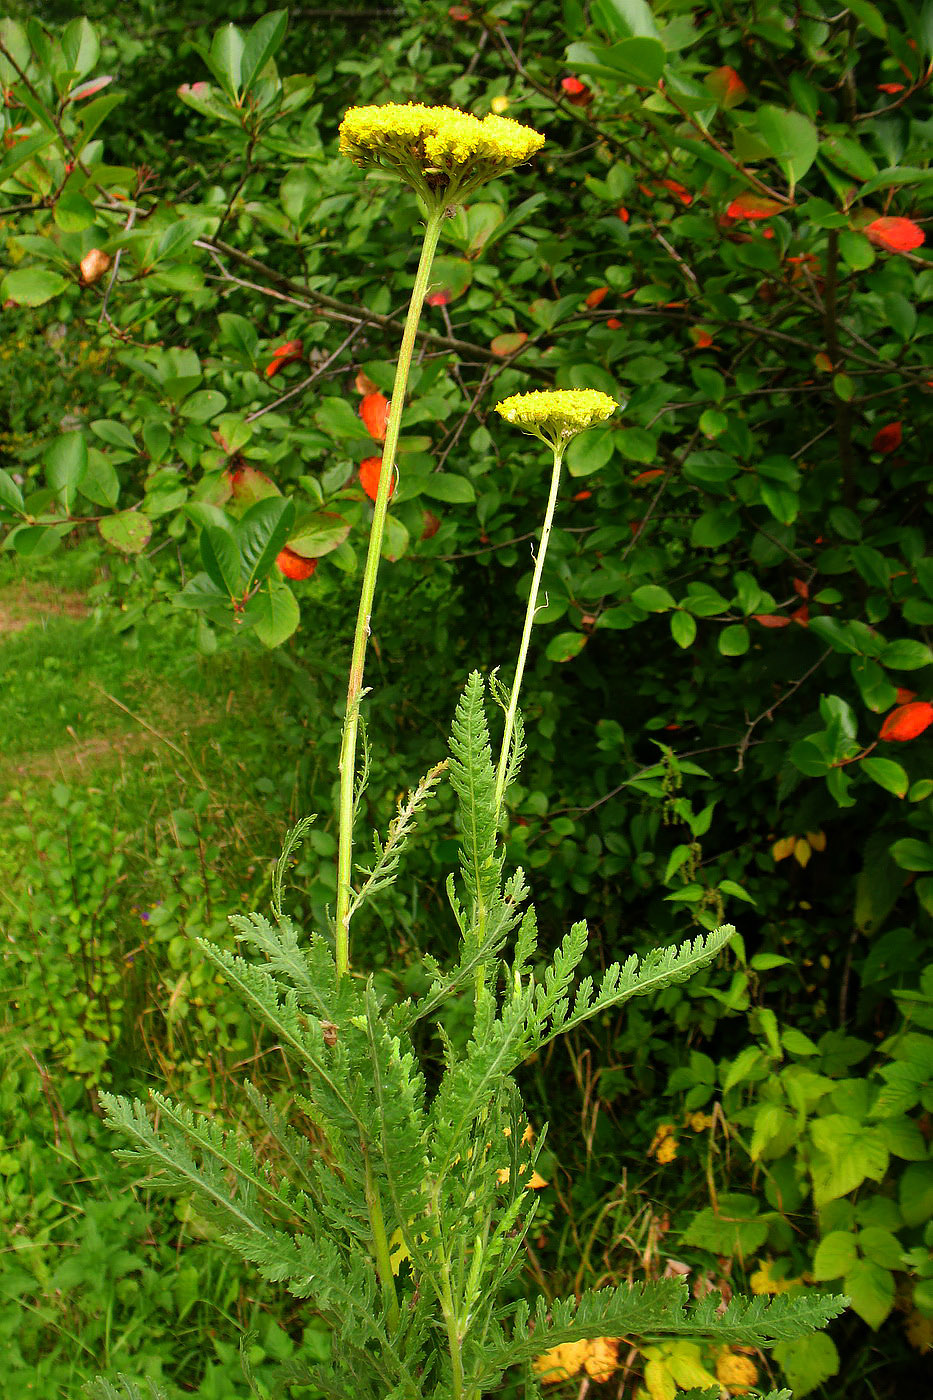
[727,191,784,220]
[354,369,379,396]
[659,178,692,206]
[426,289,450,306]
[360,391,390,442]
[276,547,317,581]
[632,469,664,485]
[490,331,528,357]
[792,577,809,599]
[877,82,906,94]
[573,489,592,500]
[866,216,924,254]
[896,687,917,705]
[753,613,791,628]
[265,339,304,377]
[359,455,394,501]
[690,327,714,349]
[880,701,933,742]
[871,420,902,453]
[585,285,609,309]
[617,206,630,223]
[606,318,623,329]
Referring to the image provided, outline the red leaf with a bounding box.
[752,613,791,628]
[727,191,784,220]
[871,420,902,453]
[265,339,304,377]
[790,604,809,627]
[420,510,441,540]
[632,469,664,485]
[896,687,917,705]
[359,455,394,502]
[792,577,809,599]
[426,289,450,306]
[865,217,925,254]
[585,285,609,309]
[880,701,933,742]
[877,83,906,94]
[690,327,714,349]
[561,76,592,105]
[659,178,692,206]
[606,318,623,330]
[617,206,630,223]
[573,489,592,500]
[276,547,318,581]
[360,392,390,442]
[448,5,472,18]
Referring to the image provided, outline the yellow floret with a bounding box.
[495,389,618,444]
[716,1351,759,1392]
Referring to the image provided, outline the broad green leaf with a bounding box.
[844,1259,894,1330]
[180,390,227,422]
[0,468,24,513]
[419,474,475,504]
[846,0,887,37]
[691,507,740,548]
[210,23,245,97]
[632,584,676,611]
[45,430,87,512]
[566,38,665,87]
[236,496,295,590]
[592,0,660,40]
[53,191,96,232]
[811,1230,856,1281]
[566,426,615,476]
[286,511,350,558]
[617,427,657,463]
[90,420,137,452]
[239,10,287,94]
[670,610,696,649]
[251,575,300,648]
[860,757,908,799]
[11,524,66,557]
[314,396,376,442]
[889,838,933,873]
[719,624,750,656]
[98,511,152,554]
[79,454,120,509]
[1,267,68,306]
[880,638,932,670]
[772,1333,839,1397]
[820,134,878,182]
[200,524,241,596]
[756,105,819,187]
[381,512,409,562]
[61,16,99,77]
[546,631,587,663]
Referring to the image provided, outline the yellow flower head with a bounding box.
[494,389,618,448]
[339,102,544,205]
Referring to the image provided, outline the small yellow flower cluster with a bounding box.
[534,1336,619,1385]
[494,389,618,447]
[716,1350,759,1393]
[648,1122,678,1164]
[686,1110,714,1132]
[339,103,544,205]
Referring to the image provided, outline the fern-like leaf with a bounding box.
[271,814,317,920]
[350,760,447,917]
[447,671,502,920]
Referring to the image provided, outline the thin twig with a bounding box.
[734,649,831,772]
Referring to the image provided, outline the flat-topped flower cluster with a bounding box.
[495,389,618,446]
[339,102,545,205]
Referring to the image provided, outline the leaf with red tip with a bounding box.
[727,191,784,219]
[871,421,902,453]
[354,369,379,396]
[287,511,350,558]
[690,327,714,349]
[69,75,114,102]
[359,456,394,502]
[490,331,528,357]
[360,392,390,442]
[865,217,924,253]
[880,701,933,742]
[228,465,281,512]
[705,65,747,108]
[585,285,609,309]
[561,75,592,105]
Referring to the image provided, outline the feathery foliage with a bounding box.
[100,671,843,1397]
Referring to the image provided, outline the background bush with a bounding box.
[0,0,930,1395]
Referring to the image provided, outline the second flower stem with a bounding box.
[494,442,565,821]
[335,206,445,982]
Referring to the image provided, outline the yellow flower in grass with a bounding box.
[648,1121,678,1163]
[495,389,618,449]
[339,102,544,205]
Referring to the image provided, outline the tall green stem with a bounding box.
[494,442,564,819]
[335,206,445,981]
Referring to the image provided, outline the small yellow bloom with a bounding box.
[687,1111,714,1132]
[339,102,544,205]
[584,1336,619,1382]
[655,1135,678,1164]
[716,1351,758,1393]
[494,389,618,447]
[534,1341,590,1384]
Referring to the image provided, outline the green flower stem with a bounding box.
[494,441,565,820]
[335,205,446,981]
[363,1150,400,1333]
